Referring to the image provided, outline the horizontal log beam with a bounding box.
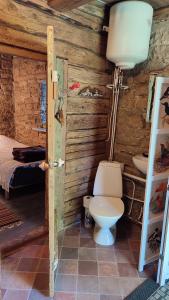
[48,0,92,12]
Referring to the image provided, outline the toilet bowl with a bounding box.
[89,161,124,246]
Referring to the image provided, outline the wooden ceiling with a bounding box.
[47,0,169,12]
[48,0,92,11]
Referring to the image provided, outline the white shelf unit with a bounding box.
[157,128,169,135]
[139,77,169,272]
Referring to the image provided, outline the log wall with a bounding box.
[0,55,14,138]
[0,0,112,227]
[13,57,47,146]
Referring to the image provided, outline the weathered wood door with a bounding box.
[47,26,67,296]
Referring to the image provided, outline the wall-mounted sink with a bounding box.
[132,154,148,175]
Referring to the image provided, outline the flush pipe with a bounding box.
[107,67,128,161]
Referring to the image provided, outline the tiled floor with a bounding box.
[1,219,157,300]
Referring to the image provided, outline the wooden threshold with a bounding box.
[0,43,47,61]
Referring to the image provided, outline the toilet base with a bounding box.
[94,225,116,246]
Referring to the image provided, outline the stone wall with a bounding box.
[13,57,47,146]
[0,55,14,138]
[114,10,169,177]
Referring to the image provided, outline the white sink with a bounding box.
[132,154,148,175]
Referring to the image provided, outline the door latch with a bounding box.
[39,159,65,171]
[50,158,65,168]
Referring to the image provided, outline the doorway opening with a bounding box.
[0,53,47,252]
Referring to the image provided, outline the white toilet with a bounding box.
[89,161,124,246]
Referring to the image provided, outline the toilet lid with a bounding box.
[89,196,124,218]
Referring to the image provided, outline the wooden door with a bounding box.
[47,26,67,296]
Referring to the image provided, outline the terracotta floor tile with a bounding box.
[132,251,139,264]
[115,250,136,264]
[3,289,30,300]
[58,232,64,247]
[17,258,39,272]
[0,221,155,300]
[99,277,121,296]
[55,274,77,292]
[80,227,93,238]
[29,236,47,246]
[63,236,80,248]
[1,271,35,290]
[119,277,141,298]
[114,240,129,251]
[41,246,49,258]
[77,275,99,294]
[65,225,80,237]
[128,240,140,252]
[78,248,97,261]
[80,238,96,248]
[11,245,43,258]
[78,260,98,276]
[2,257,20,271]
[28,289,52,300]
[98,262,119,276]
[38,259,49,273]
[54,292,76,300]
[58,259,78,275]
[117,263,139,277]
[100,295,122,300]
[77,293,100,300]
[33,273,49,290]
[97,249,116,262]
[60,248,78,260]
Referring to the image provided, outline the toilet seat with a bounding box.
[89,196,124,218]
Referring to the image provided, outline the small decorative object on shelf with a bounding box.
[78,86,103,98]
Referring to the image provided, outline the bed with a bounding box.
[0,135,45,197]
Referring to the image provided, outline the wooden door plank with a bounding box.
[47,25,56,297]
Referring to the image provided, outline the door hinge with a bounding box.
[52,70,58,83]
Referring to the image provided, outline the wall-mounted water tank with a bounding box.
[106,1,153,70]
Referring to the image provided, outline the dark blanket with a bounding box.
[13,146,46,163]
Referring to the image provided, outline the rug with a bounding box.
[0,201,23,231]
[124,279,159,300]
[148,280,169,299]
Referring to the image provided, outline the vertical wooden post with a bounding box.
[47,25,56,297]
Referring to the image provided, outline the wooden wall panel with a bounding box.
[0,0,112,227]
[64,64,111,226]
[0,0,110,71]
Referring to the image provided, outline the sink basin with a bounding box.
[132,154,148,175]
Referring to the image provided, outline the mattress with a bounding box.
[0,135,45,192]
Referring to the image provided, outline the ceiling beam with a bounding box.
[48,0,92,11]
